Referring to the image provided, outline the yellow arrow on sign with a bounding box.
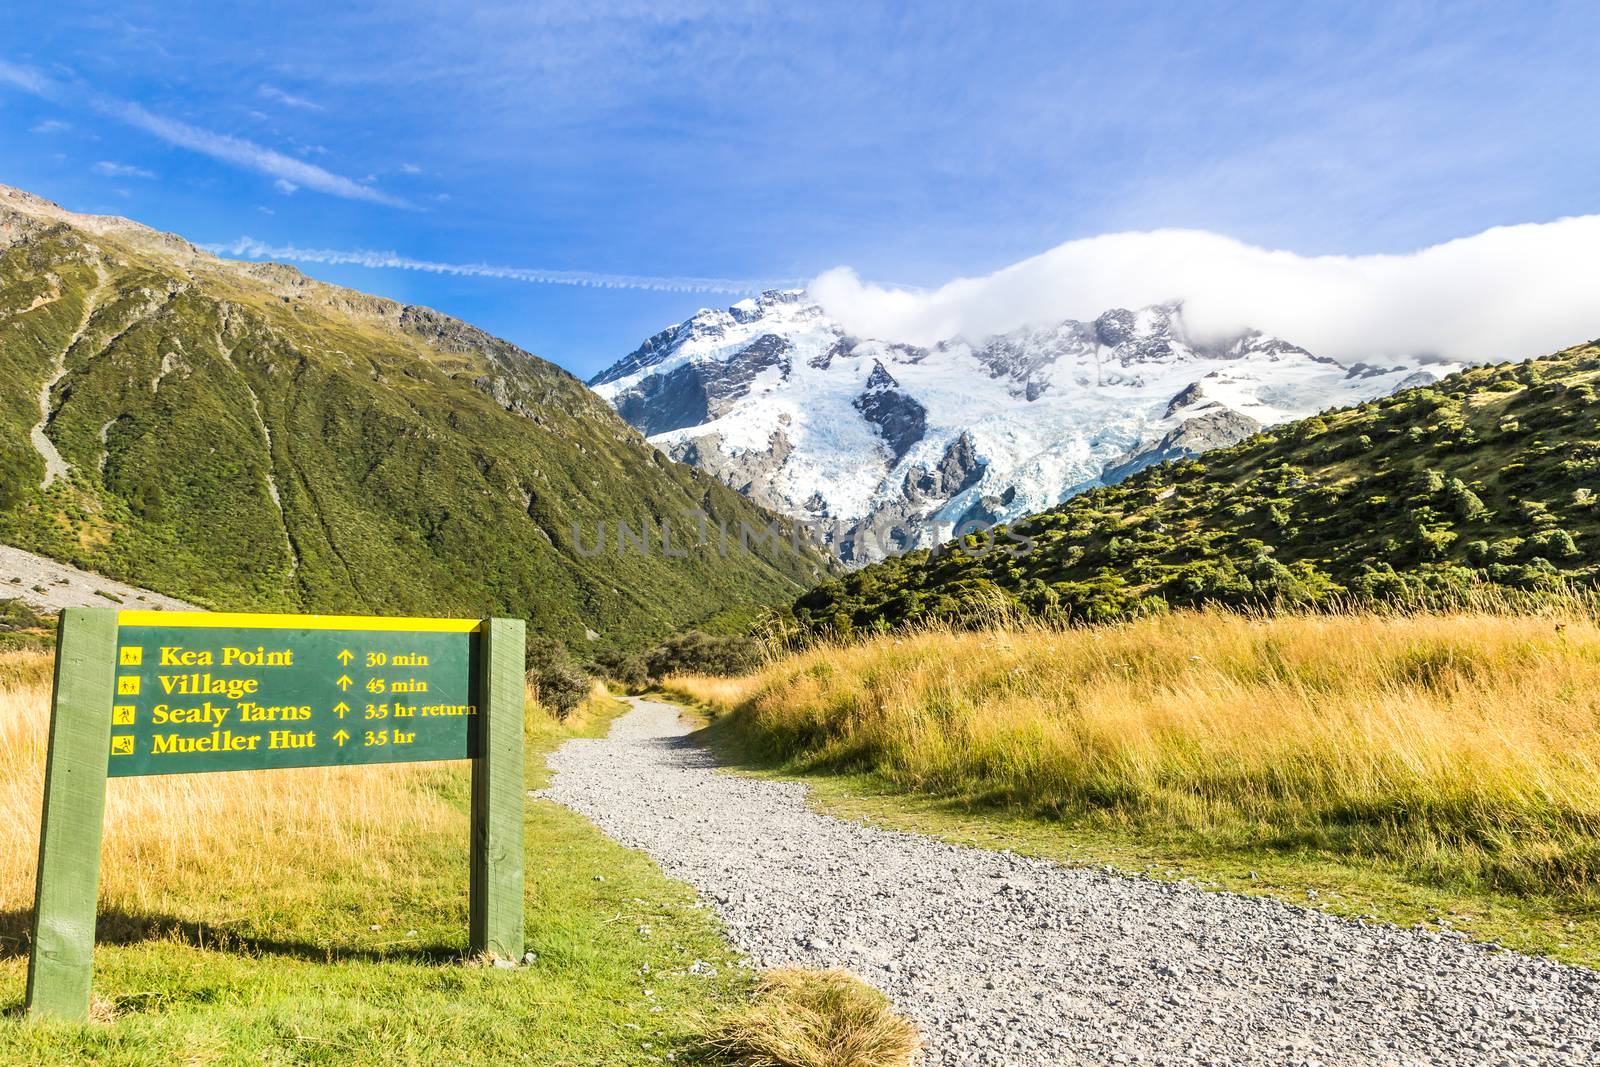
[336,675,353,691]
[332,702,350,718]
[333,729,350,746]
[337,649,354,665]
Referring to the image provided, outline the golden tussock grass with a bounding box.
[694,968,920,1067]
[669,609,1600,900]
[0,652,580,933]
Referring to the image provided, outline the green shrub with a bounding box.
[1447,478,1489,521]
[591,649,649,691]
[644,630,764,680]
[1529,528,1580,559]
[524,634,593,719]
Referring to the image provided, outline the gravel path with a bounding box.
[543,697,1600,1067]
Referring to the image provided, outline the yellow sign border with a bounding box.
[116,610,482,633]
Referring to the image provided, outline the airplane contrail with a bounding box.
[206,237,796,295]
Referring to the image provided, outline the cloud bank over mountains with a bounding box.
[811,217,1600,364]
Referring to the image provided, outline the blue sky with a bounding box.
[2,1,1597,378]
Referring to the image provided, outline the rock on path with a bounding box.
[542,697,1600,1066]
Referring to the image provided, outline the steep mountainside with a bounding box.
[787,342,1600,636]
[0,185,827,648]
[590,291,1452,562]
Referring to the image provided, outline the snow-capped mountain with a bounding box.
[589,291,1451,563]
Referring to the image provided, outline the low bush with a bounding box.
[644,631,764,680]
[525,634,594,720]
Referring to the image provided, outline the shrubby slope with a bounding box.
[790,342,1600,634]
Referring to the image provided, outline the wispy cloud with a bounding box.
[0,58,409,208]
[257,83,323,111]
[30,118,70,134]
[92,160,156,179]
[0,58,51,95]
[273,178,298,195]
[205,237,791,295]
[102,100,412,208]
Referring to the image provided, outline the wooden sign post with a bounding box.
[25,609,526,1021]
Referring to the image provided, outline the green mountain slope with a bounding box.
[790,342,1600,635]
[0,185,827,648]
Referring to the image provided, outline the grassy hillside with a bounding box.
[788,342,1600,635]
[0,186,827,651]
[670,607,1600,964]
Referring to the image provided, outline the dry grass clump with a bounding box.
[0,649,52,690]
[694,968,920,1067]
[670,607,1600,899]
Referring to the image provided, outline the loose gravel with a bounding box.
[542,697,1600,1066]
[0,542,198,613]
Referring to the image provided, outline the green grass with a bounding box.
[0,697,749,1065]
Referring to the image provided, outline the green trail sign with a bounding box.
[26,609,527,1022]
[108,612,483,775]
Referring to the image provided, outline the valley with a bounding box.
[3,182,1599,1067]
[4,8,1598,1066]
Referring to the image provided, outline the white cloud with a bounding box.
[273,178,298,195]
[205,236,792,295]
[0,59,409,209]
[0,59,51,95]
[258,83,323,111]
[101,100,412,208]
[92,160,156,179]
[400,162,423,174]
[30,118,70,134]
[810,218,1600,363]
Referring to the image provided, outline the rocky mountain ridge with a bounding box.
[591,290,1452,562]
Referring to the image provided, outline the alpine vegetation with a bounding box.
[785,342,1600,635]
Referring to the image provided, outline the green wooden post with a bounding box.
[470,617,525,960]
[26,607,118,1021]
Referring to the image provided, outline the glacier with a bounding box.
[589,290,1454,563]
